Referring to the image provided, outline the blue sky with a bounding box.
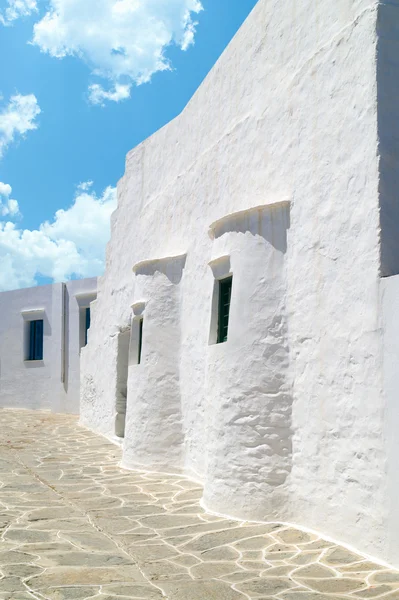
[0,0,258,290]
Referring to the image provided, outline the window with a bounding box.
[84,307,91,346]
[217,276,232,344]
[137,318,143,364]
[28,320,44,361]
[129,303,145,366]
[79,306,92,349]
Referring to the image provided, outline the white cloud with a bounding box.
[32,0,203,104]
[88,83,131,106]
[0,182,12,198]
[0,0,37,24]
[77,180,94,192]
[0,183,117,291]
[0,182,20,217]
[0,93,41,157]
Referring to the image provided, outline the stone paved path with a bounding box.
[0,409,398,600]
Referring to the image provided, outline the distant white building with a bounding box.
[79,0,399,567]
[0,278,96,414]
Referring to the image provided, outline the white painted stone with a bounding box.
[122,254,187,471]
[74,0,399,568]
[203,203,292,519]
[381,275,399,564]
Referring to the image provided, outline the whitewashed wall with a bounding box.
[81,0,399,566]
[381,275,399,564]
[0,284,57,411]
[0,278,96,414]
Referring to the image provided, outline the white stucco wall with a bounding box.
[81,0,399,565]
[0,284,57,411]
[0,278,96,414]
[61,279,97,414]
[203,204,292,519]
[381,276,399,564]
[122,255,187,470]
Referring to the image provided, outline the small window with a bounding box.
[217,276,232,344]
[137,318,143,364]
[84,307,91,346]
[28,320,44,361]
[129,309,145,366]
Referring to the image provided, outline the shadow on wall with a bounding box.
[63,288,70,392]
[377,0,399,277]
[115,327,130,438]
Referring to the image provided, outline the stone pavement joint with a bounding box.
[0,409,397,600]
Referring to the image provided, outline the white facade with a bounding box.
[0,278,96,414]
[79,0,399,567]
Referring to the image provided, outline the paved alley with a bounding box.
[0,409,398,600]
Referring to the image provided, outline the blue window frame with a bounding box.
[84,307,91,346]
[28,320,43,361]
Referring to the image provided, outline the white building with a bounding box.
[0,278,96,414]
[79,0,399,567]
[0,0,396,571]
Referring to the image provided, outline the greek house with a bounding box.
[1,0,399,570]
[0,279,97,414]
[79,0,399,567]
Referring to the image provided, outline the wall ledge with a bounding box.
[208,200,291,240]
[132,252,187,274]
[21,308,45,318]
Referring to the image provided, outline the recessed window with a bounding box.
[217,276,233,344]
[79,307,91,349]
[84,307,91,346]
[28,320,44,361]
[129,305,145,366]
[137,318,143,364]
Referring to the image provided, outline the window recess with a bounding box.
[28,320,44,361]
[84,307,91,346]
[129,316,144,366]
[138,318,143,364]
[217,276,233,344]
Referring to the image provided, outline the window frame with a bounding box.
[28,319,44,361]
